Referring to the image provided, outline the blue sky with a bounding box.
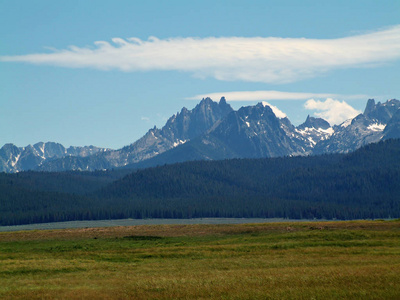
[1,0,399,149]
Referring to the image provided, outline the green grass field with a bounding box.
[0,220,399,299]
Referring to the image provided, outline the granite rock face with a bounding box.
[313,99,400,154]
[35,97,233,171]
[0,142,108,172]
[1,98,399,172]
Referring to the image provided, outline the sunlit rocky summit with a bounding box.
[1,97,399,172]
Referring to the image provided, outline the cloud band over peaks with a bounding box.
[187,90,367,101]
[2,26,400,83]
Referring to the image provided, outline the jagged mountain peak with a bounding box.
[197,97,216,109]
[364,99,376,115]
[37,97,234,172]
[363,98,400,124]
[230,103,283,129]
[200,101,303,159]
[170,97,233,122]
[298,115,331,130]
[259,101,287,119]
[195,97,216,111]
[234,103,281,131]
[294,115,333,151]
[1,143,19,152]
[197,96,232,110]
[312,99,400,155]
[2,97,399,173]
[32,142,67,159]
[237,102,287,122]
[180,107,189,114]
[244,102,275,115]
[0,142,110,172]
[200,96,213,103]
[387,98,400,105]
[161,97,233,139]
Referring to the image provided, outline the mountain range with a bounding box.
[1,97,399,173]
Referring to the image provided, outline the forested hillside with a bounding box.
[1,139,399,225]
[100,139,400,220]
[0,170,131,225]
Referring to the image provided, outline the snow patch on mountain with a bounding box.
[1,98,399,173]
[150,131,158,139]
[173,140,187,147]
[340,119,352,128]
[11,153,21,167]
[296,127,334,136]
[367,123,386,131]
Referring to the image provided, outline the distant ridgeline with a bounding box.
[1,139,399,226]
[1,98,400,173]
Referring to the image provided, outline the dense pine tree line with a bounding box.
[1,139,399,226]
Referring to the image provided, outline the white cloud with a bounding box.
[1,25,400,83]
[261,101,287,119]
[304,98,362,125]
[187,90,367,101]
[141,116,150,121]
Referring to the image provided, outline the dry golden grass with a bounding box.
[0,220,395,242]
[0,220,399,299]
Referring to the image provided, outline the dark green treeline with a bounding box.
[1,139,399,225]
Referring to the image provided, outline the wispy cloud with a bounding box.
[187,90,368,101]
[261,101,287,119]
[304,98,362,125]
[2,26,400,83]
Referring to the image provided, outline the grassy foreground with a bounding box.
[0,220,399,299]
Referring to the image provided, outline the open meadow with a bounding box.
[0,220,399,299]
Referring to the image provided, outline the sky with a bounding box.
[1,0,399,149]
